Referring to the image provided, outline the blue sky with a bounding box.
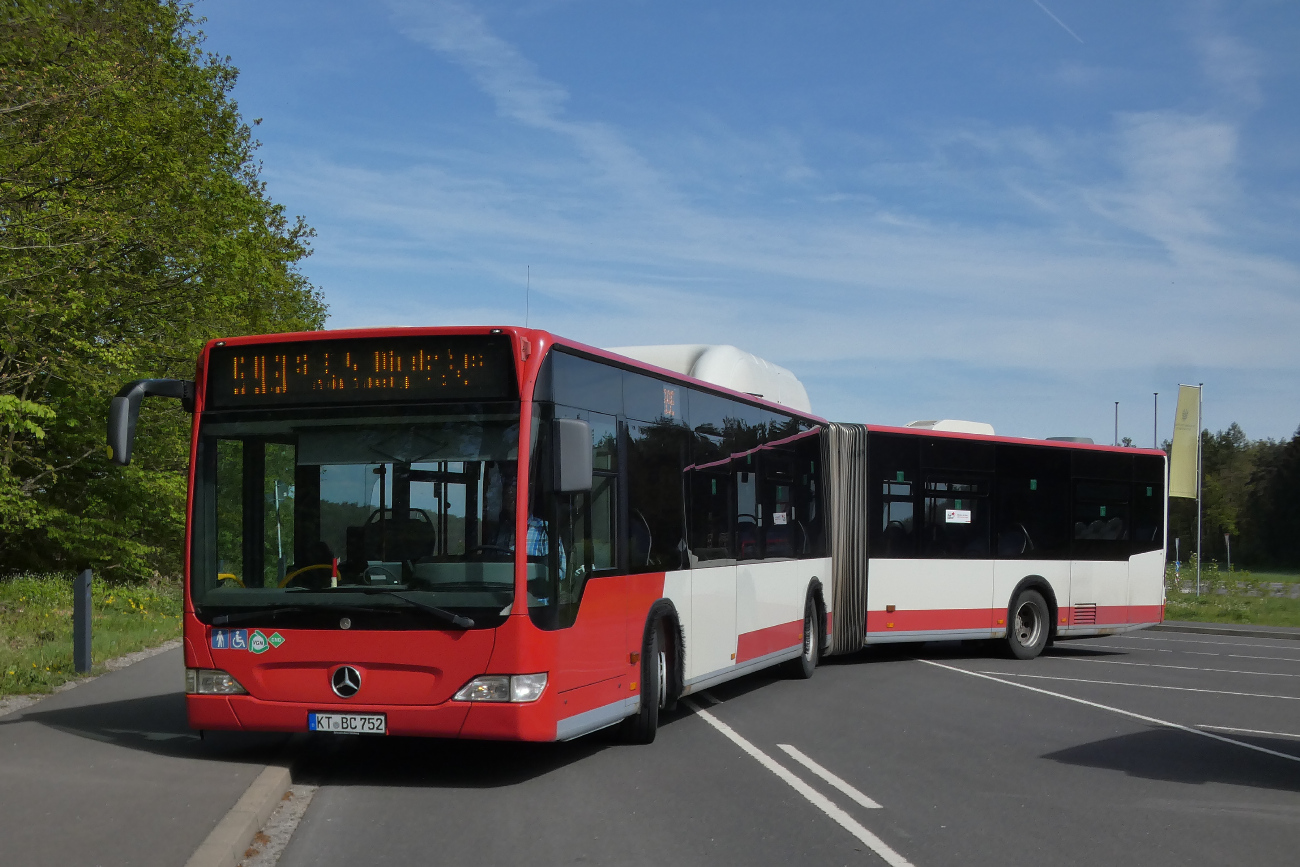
[197,0,1300,443]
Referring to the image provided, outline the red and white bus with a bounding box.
[108,326,1166,743]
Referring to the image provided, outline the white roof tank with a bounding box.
[604,344,812,414]
[906,419,996,435]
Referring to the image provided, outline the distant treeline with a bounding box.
[1167,424,1300,569]
[0,1,326,579]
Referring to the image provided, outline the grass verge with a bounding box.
[1165,560,1300,628]
[1,573,182,696]
[1164,593,1300,628]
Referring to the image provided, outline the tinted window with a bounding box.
[994,445,1071,559]
[548,351,622,416]
[1073,450,1133,481]
[1132,479,1163,554]
[793,433,825,558]
[624,370,683,424]
[1073,480,1131,561]
[627,422,688,572]
[921,437,995,472]
[869,433,920,557]
[921,476,991,558]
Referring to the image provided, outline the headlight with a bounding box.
[454,673,548,703]
[186,668,248,695]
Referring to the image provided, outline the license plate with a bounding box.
[309,712,386,735]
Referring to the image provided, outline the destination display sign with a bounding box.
[206,335,517,408]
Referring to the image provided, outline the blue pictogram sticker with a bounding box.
[308,712,318,731]
[229,629,248,650]
[210,629,229,649]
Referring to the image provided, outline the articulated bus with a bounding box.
[107,327,1166,743]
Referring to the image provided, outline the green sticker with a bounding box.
[1147,486,1153,497]
[249,630,269,654]
[1030,479,1037,491]
[955,499,962,510]
[711,478,717,495]
[269,631,285,648]
[896,471,905,482]
[1100,505,1107,517]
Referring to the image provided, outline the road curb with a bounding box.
[1150,622,1300,641]
[184,764,292,867]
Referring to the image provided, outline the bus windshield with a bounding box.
[190,408,532,629]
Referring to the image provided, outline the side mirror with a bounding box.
[107,379,195,466]
[554,418,592,493]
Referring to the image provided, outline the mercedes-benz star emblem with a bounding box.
[331,665,361,699]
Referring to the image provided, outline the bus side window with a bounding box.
[760,448,796,559]
[1132,455,1164,555]
[1072,481,1131,561]
[627,422,689,572]
[993,445,1071,559]
[922,477,990,558]
[869,433,919,558]
[793,431,824,558]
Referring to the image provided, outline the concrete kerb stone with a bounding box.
[1150,621,1300,641]
[185,764,294,867]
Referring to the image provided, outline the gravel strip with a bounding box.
[238,784,318,867]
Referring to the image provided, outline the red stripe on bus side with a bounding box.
[866,608,996,632]
[736,620,803,663]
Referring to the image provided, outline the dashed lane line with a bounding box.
[776,744,883,810]
[681,698,914,867]
[919,659,1300,765]
[1056,657,1300,678]
[976,670,1300,701]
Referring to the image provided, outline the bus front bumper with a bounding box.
[187,694,561,741]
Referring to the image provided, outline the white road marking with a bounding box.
[1120,635,1300,652]
[1058,657,1300,678]
[1081,641,1300,663]
[977,670,1300,701]
[1197,725,1300,740]
[682,698,914,867]
[919,660,1300,764]
[776,744,883,809]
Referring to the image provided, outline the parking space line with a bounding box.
[776,744,883,809]
[919,660,1300,764]
[1197,724,1300,740]
[976,670,1300,701]
[681,698,914,867]
[1058,657,1300,678]
[1121,635,1300,652]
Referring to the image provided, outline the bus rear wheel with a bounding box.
[1006,589,1049,660]
[620,620,663,744]
[787,594,820,679]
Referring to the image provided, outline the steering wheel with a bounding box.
[278,563,333,588]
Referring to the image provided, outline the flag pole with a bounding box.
[1196,383,1203,596]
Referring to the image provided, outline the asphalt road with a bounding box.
[273,631,1300,867]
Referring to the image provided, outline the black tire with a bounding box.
[1006,589,1050,660]
[619,620,662,744]
[787,594,820,679]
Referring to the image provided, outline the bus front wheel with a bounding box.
[1006,589,1049,660]
[620,621,663,744]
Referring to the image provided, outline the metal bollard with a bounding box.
[73,568,92,673]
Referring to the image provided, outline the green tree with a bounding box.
[0,0,326,578]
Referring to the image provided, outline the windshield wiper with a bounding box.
[356,588,475,629]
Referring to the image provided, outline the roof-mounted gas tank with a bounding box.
[604,344,812,413]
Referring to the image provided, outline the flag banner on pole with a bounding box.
[1169,384,1200,499]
